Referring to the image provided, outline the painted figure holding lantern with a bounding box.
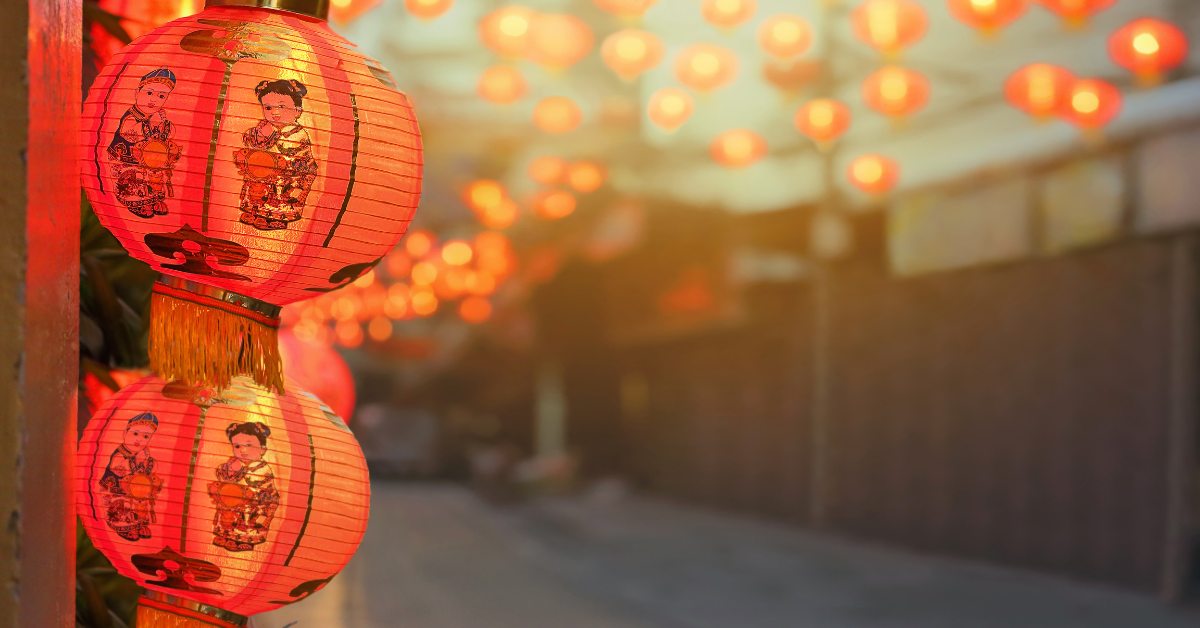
[106,67,182,218]
[99,412,163,541]
[234,79,318,231]
[208,421,280,552]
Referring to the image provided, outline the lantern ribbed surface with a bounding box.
[80,5,422,306]
[76,374,370,617]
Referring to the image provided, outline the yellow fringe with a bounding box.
[137,603,240,628]
[149,291,284,394]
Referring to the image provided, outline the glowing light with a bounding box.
[535,190,577,219]
[465,271,497,296]
[368,316,393,341]
[404,0,453,20]
[1132,33,1160,55]
[648,88,695,131]
[1005,63,1073,118]
[482,198,519,230]
[412,261,439,285]
[442,241,474,266]
[675,45,738,92]
[527,13,594,70]
[591,0,658,18]
[1108,19,1188,84]
[702,0,757,29]
[601,30,665,80]
[477,66,527,105]
[385,252,412,279]
[480,6,536,57]
[794,99,851,144]
[847,154,899,194]
[533,97,584,134]
[529,156,569,185]
[335,320,364,348]
[566,161,607,193]
[710,129,767,168]
[466,180,506,211]
[405,230,435,257]
[759,16,814,61]
[852,0,927,55]
[411,290,439,316]
[862,66,929,118]
[460,297,493,324]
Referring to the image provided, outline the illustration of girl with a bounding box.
[208,421,280,552]
[233,79,318,231]
[100,413,163,541]
[106,67,182,217]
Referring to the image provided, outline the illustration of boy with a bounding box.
[107,67,182,217]
[100,412,163,541]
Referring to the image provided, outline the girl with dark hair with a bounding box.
[208,421,280,552]
[233,78,319,231]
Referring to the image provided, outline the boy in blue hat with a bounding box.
[100,412,163,541]
[107,67,182,218]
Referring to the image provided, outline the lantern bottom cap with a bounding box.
[138,591,248,628]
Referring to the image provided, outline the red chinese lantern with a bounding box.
[478,65,527,104]
[794,98,852,146]
[862,66,930,118]
[403,0,453,21]
[278,328,356,422]
[647,88,695,131]
[80,1,423,393]
[567,161,607,193]
[601,29,665,80]
[527,13,595,70]
[534,96,584,134]
[592,0,658,18]
[757,15,813,60]
[1061,78,1122,129]
[1005,63,1074,119]
[847,154,899,194]
[675,44,739,92]
[851,0,927,57]
[701,0,757,30]
[710,129,767,168]
[1108,18,1189,85]
[947,0,1027,34]
[76,375,368,623]
[480,6,536,57]
[1033,0,1115,27]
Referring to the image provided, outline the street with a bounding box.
[253,483,1200,628]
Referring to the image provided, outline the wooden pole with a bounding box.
[0,0,81,626]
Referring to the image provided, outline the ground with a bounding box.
[252,483,1200,628]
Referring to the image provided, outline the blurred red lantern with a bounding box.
[1033,0,1114,27]
[80,3,422,392]
[534,96,584,134]
[478,65,527,104]
[77,375,368,622]
[757,15,813,60]
[1061,78,1122,129]
[601,29,665,80]
[710,129,767,168]
[947,0,1027,34]
[701,0,757,30]
[331,0,383,24]
[403,0,453,20]
[647,88,695,131]
[405,229,436,258]
[527,13,595,70]
[592,0,658,18]
[862,66,930,118]
[529,155,569,185]
[480,6,536,57]
[851,0,927,57]
[442,240,475,266]
[762,59,821,93]
[847,154,899,194]
[460,297,494,323]
[480,198,519,230]
[278,328,356,421]
[675,44,739,92]
[566,161,607,193]
[794,98,852,146]
[92,0,201,66]
[1108,18,1189,85]
[464,180,507,213]
[534,190,578,219]
[1005,63,1074,119]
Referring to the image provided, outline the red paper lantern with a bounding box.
[1033,0,1114,26]
[847,154,899,194]
[757,15,813,60]
[862,66,930,118]
[675,44,739,92]
[278,328,356,421]
[480,6,536,57]
[478,65,527,104]
[601,29,665,80]
[527,13,595,70]
[701,0,757,30]
[947,0,1027,34]
[1061,78,1122,129]
[851,0,927,57]
[534,96,584,134]
[1005,63,1074,119]
[76,375,369,622]
[647,87,695,131]
[794,98,851,146]
[80,2,423,392]
[1108,18,1189,85]
[710,129,767,168]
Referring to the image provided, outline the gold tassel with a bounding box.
[137,598,247,628]
[150,289,284,394]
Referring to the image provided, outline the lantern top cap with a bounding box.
[205,0,330,21]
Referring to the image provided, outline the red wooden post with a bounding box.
[0,0,81,626]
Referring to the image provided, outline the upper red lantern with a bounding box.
[1033,0,1114,26]
[1108,18,1189,85]
[80,2,423,391]
[851,0,927,57]
[1061,78,1122,129]
[77,375,369,622]
[862,66,930,118]
[947,0,1028,34]
[1005,63,1074,119]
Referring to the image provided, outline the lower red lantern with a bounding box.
[278,328,357,422]
[76,375,369,624]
